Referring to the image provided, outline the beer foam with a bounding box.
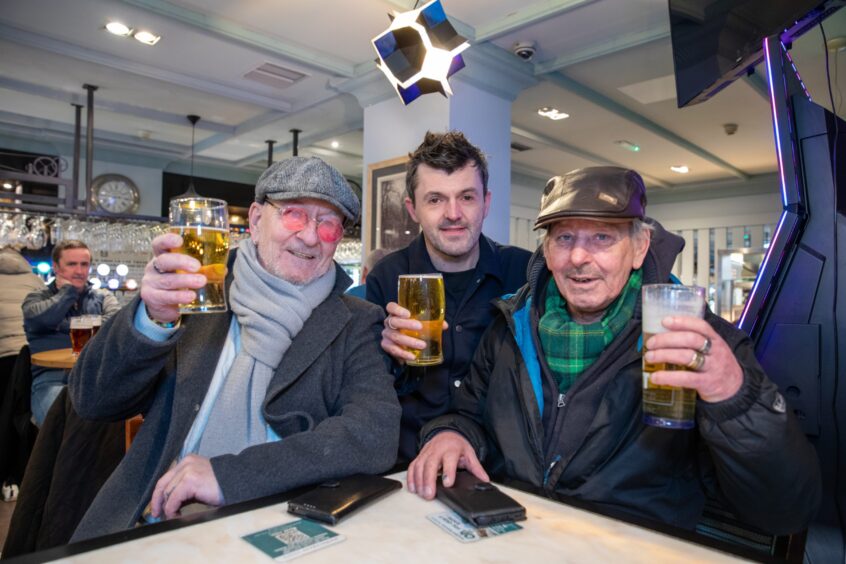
[642,286,704,334]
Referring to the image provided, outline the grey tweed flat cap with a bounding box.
[255,156,360,224]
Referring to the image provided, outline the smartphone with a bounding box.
[436,470,526,527]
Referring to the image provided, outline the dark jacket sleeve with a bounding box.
[419,317,505,459]
[22,285,78,333]
[697,315,822,534]
[68,297,179,421]
[209,302,401,505]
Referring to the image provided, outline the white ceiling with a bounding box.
[1,0,846,199]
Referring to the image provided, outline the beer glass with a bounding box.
[69,316,93,356]
[168,197,230,314]
[642,284,706,429]
[90,314,102,337]
[398,274,445,366]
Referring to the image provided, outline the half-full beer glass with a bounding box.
[398,274,445,366]
[642,284,706,429]
[169,197,230,313]
[70,315,93,356]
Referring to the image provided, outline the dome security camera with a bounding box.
[512,41,536,61]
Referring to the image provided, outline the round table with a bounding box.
[30,348,77,369]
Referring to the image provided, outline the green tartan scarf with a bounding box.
[538,269,642,394]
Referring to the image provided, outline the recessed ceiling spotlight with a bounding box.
[670,165,690,174]
[330,140,340,149]
[105,21,133,37]
[537,107,569,121]
[133,30,161,46]
[1,182,13,190]
[614,140,640,152]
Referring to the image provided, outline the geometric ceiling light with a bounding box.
[372,0,470,106]
[105,22,133,37]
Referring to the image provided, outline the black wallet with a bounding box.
[286,474,402,525]
[436,471,527,527]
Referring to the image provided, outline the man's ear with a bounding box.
[404,197,419,223]
[631,228,651,270]
[247,202,264,238]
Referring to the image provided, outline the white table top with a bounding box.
[54,472,746,563]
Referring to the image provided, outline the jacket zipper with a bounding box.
[543,455,562,487]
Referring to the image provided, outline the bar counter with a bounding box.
[7,471,775,563]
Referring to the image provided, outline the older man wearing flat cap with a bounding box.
[69,156,400,540]
[408,166,820,534]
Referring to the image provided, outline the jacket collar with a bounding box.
[407,232,505,282]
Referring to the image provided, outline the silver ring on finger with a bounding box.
[386,317,396,331]
[698,336,712,355]
[152,259,164,275]
[687,350,705,372]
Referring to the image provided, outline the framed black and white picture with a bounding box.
[366,156,420,253]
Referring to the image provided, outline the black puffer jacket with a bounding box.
[423,220,821,534]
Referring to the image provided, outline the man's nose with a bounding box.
[445,198,462,220]
[568,242,592,265]
[296,219,320,246]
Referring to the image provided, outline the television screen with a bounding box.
[669,0,825,107]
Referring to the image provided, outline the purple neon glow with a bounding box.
[765,39,789,208]
[784,48,812,101]
[739,38,791,328]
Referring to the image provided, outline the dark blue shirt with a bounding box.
[366,234,531,460]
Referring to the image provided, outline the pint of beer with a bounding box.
[398,274,445,366]
[70,316,93,356]
[169,197,230,314]
[642,284,706,429]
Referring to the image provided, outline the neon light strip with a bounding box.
[765,39,789,208]
[738,38,790,329]
[784,48,812,101]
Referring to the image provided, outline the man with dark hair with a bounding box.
[69,157,400,541]
[407,166,820,535]
[23,239,120,426]
[367,131,531,461]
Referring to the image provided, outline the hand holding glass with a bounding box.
[642,284,706,429]
[397,274,445,366]
[168,197,230,314]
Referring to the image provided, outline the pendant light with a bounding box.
[175,114,200,198]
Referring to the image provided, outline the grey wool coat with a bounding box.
[68,261,400,541]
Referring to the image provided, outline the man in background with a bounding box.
[0,245,43,499]
[367,131,531,461]
[22,240,120,426]
[346,247,393,298]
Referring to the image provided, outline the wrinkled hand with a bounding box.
[140,233,205,324]
[150,454,223,520]
[380,302,449,364]
[407,431,489,500]
[644,316,743,403]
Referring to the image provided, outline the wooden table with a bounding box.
[26,472,749,564]
[30,347,77,369]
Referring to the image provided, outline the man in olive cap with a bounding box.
[407,166,820,534]
[70,156,400,540]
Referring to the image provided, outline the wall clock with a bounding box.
[89,174,141,214]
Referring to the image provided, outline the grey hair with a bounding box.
[364,247,393,271]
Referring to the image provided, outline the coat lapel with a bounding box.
[265,292,351,403]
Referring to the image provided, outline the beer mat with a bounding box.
[241,519,345,560]
[427,511,523,543]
